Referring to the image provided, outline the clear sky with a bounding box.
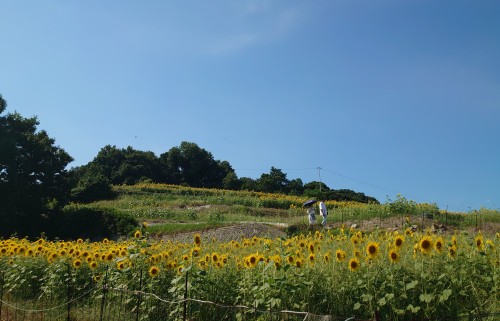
[1,1,499,212]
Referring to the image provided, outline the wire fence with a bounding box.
[1,269,499,321]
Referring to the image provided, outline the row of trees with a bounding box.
[0,94,377,237]
[71,145,379,203]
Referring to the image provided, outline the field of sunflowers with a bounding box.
[1,226,499,320]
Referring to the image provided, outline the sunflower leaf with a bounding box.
[406,280,418,290]
[439,289,452,302]
[406,304,421,313]
[419,293,435,303]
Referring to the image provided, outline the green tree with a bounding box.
[70,163,113,203]
[239,177,258,191]
[288,178,304,195]
[88,145,161,185]
[114,147,161,184]
[303,181,330,199]
[0,95,73,236]
[160,141,234,188]
[257,167,290,194]
[328,189,379,203]
[222,172,241,190]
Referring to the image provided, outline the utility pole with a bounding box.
[317,167,322,193]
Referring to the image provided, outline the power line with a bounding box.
[319,167,396,195]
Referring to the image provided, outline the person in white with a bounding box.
[319,200,327,227]
[307,206,316,225]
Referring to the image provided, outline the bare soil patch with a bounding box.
[160,222,287,244]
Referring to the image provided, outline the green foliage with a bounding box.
[257,167,290,194]
[71,163,113,203]
[0,95,73,237]
[53,205,138,240]
[87,145,162,185]
[388,194,417,215]
[160,141,234,188]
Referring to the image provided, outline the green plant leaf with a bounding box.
[406,280,418,290]
[419,293,435,303]
[353,302,361,310]
[406,304,421,313]
[439,289,452,302]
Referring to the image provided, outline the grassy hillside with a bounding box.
[78,183,500,236]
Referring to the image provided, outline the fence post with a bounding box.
[67,263,72,321]
[0,272,4,319]
[135,268,143,321]
[183,271,188,321]
[99,266,109,321]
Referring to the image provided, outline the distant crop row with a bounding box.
[107,184,499,229]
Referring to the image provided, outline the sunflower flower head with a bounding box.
[419,236,433,255]
[366,242,380,259]
[335,249,346,262]
[348,257,360,272]
[434,237,444,253]
[148,266,160,277]
[394,235,405,248]
[194,234,202,246]
[388,248,399,263]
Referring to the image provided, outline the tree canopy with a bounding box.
[0,95,73,236]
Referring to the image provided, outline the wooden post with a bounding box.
[183,271,188,321]
[135,268,143,321]
[66,263,71,321]
[99,267,109,321]
[0,272,4,319]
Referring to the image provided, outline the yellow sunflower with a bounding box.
[246,253,258,268]
[434,237,444,253]
[89,261,98,269]
[348,257,360,272]
[474,234,485,251]
[394,235,405,248]
[335,249,347,262]
[194,234,202,246]
[191,246,201,257]
[419,236,433,255]
[148,266,160,277]
[448,245,457,259]
[388,248,399,263]
[73,259,83,269]
[272,255,282,268]
[366,242,380,259]
[324,252,331,263]
[116,261,126,270]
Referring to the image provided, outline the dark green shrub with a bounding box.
[71,167,114,203]
[51,205,138,240]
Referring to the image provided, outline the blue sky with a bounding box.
[1,1,499,212]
